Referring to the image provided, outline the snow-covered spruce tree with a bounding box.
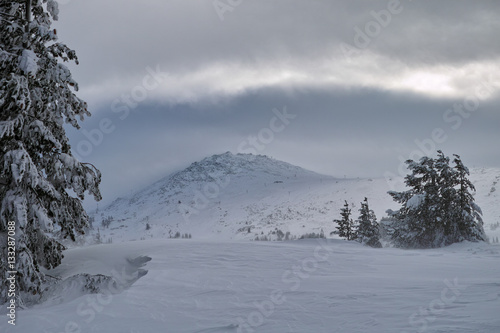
[0,1,101,304]
[387,151,485,248]
[452,154,486,242]
[434,150,456,238]
[355,198,381,248]
[387,156,439,248]
[332,200,356,241]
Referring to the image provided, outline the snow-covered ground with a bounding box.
[2,153,499,332]
[1,239,499,332]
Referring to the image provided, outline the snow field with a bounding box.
[2,239,499,333]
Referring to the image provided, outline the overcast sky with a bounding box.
[52,0,500,209]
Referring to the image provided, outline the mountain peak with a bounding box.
[166,152,318,187]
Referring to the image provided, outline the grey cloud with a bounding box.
[68,86,500,209]
[50,0,500,209]
[55,0,500,87]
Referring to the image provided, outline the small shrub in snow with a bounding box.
[299,230,325,239]
[101,216,114,229]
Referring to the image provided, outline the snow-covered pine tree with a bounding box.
[387,151,485,248]
[452,154,486,243]
[332,200,356,241]
[355,197,381,248]
[0,1,101,304]
[387,156,440,248]
[435,150,457,242]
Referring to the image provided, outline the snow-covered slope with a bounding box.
[469,167,500,241]
[88,153,500,244]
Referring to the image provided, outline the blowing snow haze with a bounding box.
[51,0,500,208]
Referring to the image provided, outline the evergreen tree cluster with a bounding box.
[332,152,486,249]
[171,232,192,239]
[332,198,381,248]
[387,151,486,248]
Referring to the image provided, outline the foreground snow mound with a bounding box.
[40,274,117,307]
[1,239,499,333]
[29,244,152,308]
